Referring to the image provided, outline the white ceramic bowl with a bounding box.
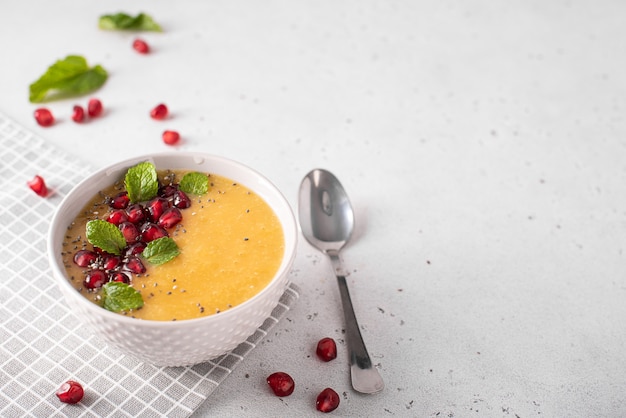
[48,153,297,367]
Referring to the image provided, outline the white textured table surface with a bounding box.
[2,1,626,416]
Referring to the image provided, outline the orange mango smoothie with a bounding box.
[62,170,284,321]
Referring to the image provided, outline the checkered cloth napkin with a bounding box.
[0,112,299,417]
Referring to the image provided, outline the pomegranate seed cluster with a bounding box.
[33,100,181,148]
[266,337,341,413]
[34,98,104,127]
[70,175,192,292]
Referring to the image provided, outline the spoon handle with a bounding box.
[328,252,384,394]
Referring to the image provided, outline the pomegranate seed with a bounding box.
[84,270,107,289]
[266,372,295,397]
[150,103,168,120]
[93,247,110,256]
[133,38,150,54]
[102,255,121,270]
[159,184,178,198]
[107,209,128,225]
[125,242,146,256]
[119,221,140,243]
[124,256,146,274]
[34,108,54,127]
[316,388,340,413]
[126,204,146,224]
[27,175,48,197]
[109,272,130,283]
[87,98,103,117]
[71,105,85,123]
[141,222,168,242]
[146,197,170,222]
[162,130,180,145]
[110,192,130,209]
[158,207,183,229]
[55,380,84,404]
[173,190,191,209]
[73,250,98,267]
[316,337,337,362]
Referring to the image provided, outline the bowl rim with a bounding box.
[48,151,297,327]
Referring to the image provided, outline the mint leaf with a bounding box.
[99,12,163,31]
[86,220,126,255]
[142,237,180,265]
[102,282,144,312]
[179,172,209,195]
[125,162,158,203]
[29,55,108,103]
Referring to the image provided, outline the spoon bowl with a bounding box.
[299,169,354,252]
[299,169,384,394]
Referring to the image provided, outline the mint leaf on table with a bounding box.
[179,172,209,195]
[102,282,144,312]
[86,220,126,255]
[29,55,108,103]
[142,237,180,265]
[99,12,163,31]
[125,162,158,203]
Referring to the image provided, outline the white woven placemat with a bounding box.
[0,112,299,417]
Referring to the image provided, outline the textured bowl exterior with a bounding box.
[48,153,297,366]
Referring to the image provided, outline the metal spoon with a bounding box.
[298,168,384,394]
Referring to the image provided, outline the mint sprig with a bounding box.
[142,237,180,265]
[125,161,158,203]
[102,282,144,312]
[99,12,163,31]
[86,220,126,255]
[179,172,209,195]
[29,55,108,103]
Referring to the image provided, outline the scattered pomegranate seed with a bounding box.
[55,380,84,404]
[146,197,170,222]
[141,223,168,242]
[133,38,150,54]
[73,250,98,268]
[34,108,54,127]
[84,270,107,290]
[109,191,130,209]
[124,256,146,274]
[27,175,48,197]
[126,204,146,224]
[316,337,337,362]
[87,98,103,117]
[71,105,85,123]
[158,207,183,229]
[162,130,180,146]
[173,190,191,209]
[107,209,128,226]
[316,388,340,413]
[267,372,295,397]
[119,221,140,243]
[150,103,169,120]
